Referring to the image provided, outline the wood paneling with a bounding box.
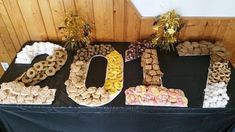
[222,19,235,62]
[124,0,141,41]
[0,0,21,51]
[0,0,235,76]
[18,0,47,41]
[0,37,12,64]
[93,0,113,41]
[113,0,125,41]
[140,17,155,40]
[74,0,95,39]
[2,0,30,43]
[232,52,235,67]
[49,0,65,40]
[63,0,76,13]
[201,20,220,41]
[0,14,16,59]
[38,0,58,40]
[215,20,230,41]
[180,19,208,41]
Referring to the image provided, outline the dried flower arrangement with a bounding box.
[151,10,183,51]
[59,12,92,51]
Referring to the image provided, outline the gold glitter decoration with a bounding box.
[151,10,182,51]
[59,12,92,51]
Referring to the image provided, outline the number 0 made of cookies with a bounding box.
[65,44,124,107]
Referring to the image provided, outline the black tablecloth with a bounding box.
[0,41,235,132]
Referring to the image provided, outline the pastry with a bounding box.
[141,49,163,85]
[32,73,40,81]
[16,45,68,86]
[39,73,47,81]
[26,68,36,79]
[125,85,188,107]
[54,50,64,58]
[0,81,56,105]
[125,40,153,62]
[41,61,48,67]
[53,64,60,71]
[65,45,123,107]
[21,75,33,84]
[45,67,56,76]
[15,42,64,64]
[75,44,114,62]
[47,61,55,67]
[203,61,231,108]
[177,41,230,63]
[56,58,66,66]
[33,62,43,71]
[46,55,56,62]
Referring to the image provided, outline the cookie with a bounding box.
[45,67,56,76]
[46,55,56,62]
[33,62,43,71]
[26,68,36,79]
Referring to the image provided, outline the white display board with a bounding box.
[131,0,235,17]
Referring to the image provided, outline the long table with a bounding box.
[0,41,235,132]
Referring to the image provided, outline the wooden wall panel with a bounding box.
[0,54,5,76]
[201,20,220,41]
[0,0,235,76]
[222,20,235,63]
[74,0,95,39]
[180,19,207,41]
[38,0,58,40]
[18,0,48,41]
[140,17,155,40]
[49,0,65,40]
[0,37,12,64]
[63,0,76,13]
[232,53,235,67]
[0,37,11,77]
[93,0,114,41]
[2,0,30,44]
[215,20,230,41]
[124,0,141,42]
[0,0,21,51]
[113,0,125,41]
[0,57,4,76]
[0,15,16,59]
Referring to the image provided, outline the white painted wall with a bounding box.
[131,0,235,17]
